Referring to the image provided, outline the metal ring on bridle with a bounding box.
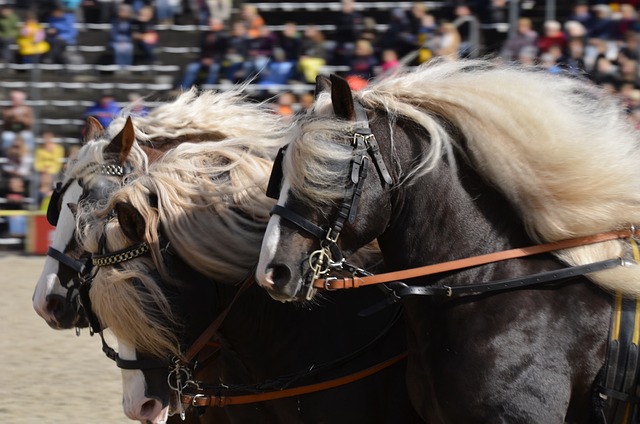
[309,248,331,281]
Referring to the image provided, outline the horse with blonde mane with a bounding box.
[257,58,640,422]
[30,88,290,423]
[78,134,421,423]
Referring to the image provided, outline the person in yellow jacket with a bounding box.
[17,11,49,64]
[33,131,65,178]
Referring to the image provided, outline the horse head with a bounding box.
[257,74,396,302]
[32,116,139,329]
[82,198,224,423]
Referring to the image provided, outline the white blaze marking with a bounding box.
[32,182,83,321]
[256,180,290,287]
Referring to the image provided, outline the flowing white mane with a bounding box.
[288,58,640,295]
[76,89,290,357]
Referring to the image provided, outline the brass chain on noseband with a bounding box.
[91,243,150,267]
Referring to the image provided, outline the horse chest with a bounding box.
[402,284,610,423]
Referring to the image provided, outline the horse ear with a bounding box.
[115,202,145,243]
[329,74,356,121]
[314,75,332,99]
[83,116,104,143]
[104,117,135,165]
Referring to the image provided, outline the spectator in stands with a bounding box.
[564,37,587,74]
[2,90,35,155]
[109,3,136,68]
[33,131,65,179]
[452,4,480,58]
[564,20,587,43]
[2,135,31,178]
[408,2,429,35]
[124,0,153,14]
[379,48,401,78]
[380,8,413,58]
[245,25,277,78]
[278,22,302,65]
[273,91,296,117]
[132,5,158,65]
[298,24,328,84]
[84,94,121,129]
[44,4,78,64]
[128,93,149,117]
[60,0,83,14]
[205,0,231,26]
[536,20,567,55]
[298,92,314,111]
[2,176,28,237]
[588,4,615,41]
[346,38,377,84]
[568,1,595,33]
[37,171,54,211]
[16,11,50,64]
[155,0,181,25]
[221,20,249,82]
[619,31,640,62]
[517,45,537,67]
[433,22,462,59]
[257,47,296,86]
[81,0,115,24]
[178,17,227,89]
[332,0,364,66]
[240,4,265,40]
[360,17,380,49]
[414,12,440,64]
[0,5,19,63]
[615,4,639,41]
[499,17,538,62]
[591,53,620,87]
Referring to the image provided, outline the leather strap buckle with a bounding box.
[191,393,208,407]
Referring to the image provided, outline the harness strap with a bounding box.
[47,246,88,274]
[353,101,392,186]
[183,274,254,363]
[180,352,407,407]
[315,228,640,290]
[271,205,325,240]
[270,205,343,261]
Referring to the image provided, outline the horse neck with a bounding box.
[220,285,404,380]
[377,125,541,284]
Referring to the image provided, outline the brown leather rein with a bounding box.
[181,352,408,407]
[181,272,408,408]
[315,228,640,290]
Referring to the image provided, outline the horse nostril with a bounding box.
[267,264,292,289]
[46,295,65,318]
[140,399,158,419]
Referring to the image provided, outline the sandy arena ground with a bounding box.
[0,254,130,424]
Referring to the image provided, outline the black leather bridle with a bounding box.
[266,102,393,299]
[45,161,131,327]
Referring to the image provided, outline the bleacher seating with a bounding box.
[0,2,452,144]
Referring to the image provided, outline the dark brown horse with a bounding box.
[256,59,640,422]
[76,131,422,423]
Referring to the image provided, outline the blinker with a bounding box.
[46,182,64,226]
[266,146,287,199]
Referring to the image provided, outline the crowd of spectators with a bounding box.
[3,0,640,240]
